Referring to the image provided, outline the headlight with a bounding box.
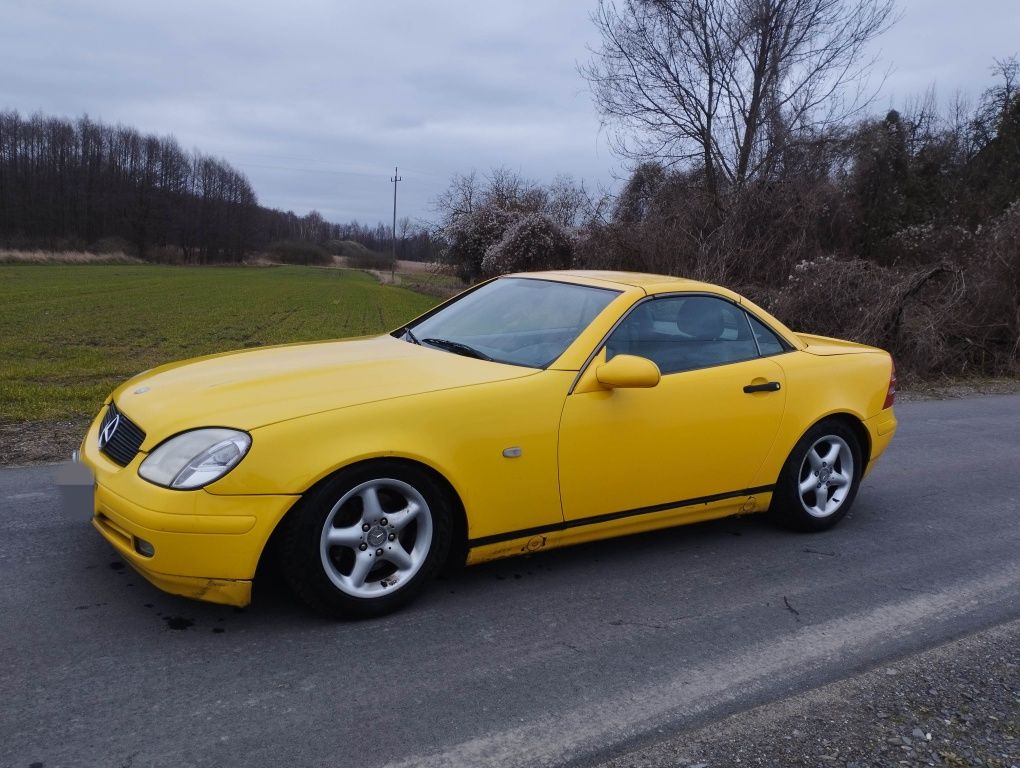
[138,429,251,490]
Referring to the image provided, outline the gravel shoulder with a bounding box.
[594,619,1020,768]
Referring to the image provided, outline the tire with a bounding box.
[280,461,453,618]
[769,419,863,532]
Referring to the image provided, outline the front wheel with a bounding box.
[280,462,452,618]
[769,420,863,532]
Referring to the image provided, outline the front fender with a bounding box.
[206,372,575,542]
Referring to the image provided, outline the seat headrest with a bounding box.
[676,298,725,341]
[625,303,655,338]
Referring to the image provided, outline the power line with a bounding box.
[235,161,380,178]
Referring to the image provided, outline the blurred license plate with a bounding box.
[56,458,96,523]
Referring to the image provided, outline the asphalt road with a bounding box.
[2,394,1019,768]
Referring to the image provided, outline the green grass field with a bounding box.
[0,265,439,423]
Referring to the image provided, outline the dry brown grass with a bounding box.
[0,249,142,265]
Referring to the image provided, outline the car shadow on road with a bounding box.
[441,511,787,595]
[87,504,871,637]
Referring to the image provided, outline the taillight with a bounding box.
[883,359,897,409]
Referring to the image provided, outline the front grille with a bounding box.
[98,403,146,466]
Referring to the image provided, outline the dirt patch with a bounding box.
[0,418,91,465]
[396,260,438,273]
[898,376,1020,401]
[365,268,401,285]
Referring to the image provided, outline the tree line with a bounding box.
[0,111,436,262]
[0,111,258,261]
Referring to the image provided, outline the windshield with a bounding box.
[406,277,619,368]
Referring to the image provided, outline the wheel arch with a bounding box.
[761,408,873,492]
[255,456,470,583]
[763,409,872,532]
[804,411,872,473]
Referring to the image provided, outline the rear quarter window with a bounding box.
[746,314,788,356]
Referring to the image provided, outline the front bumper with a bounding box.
[80,408,298,607]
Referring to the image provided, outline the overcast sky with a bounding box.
[1,0,1017,225]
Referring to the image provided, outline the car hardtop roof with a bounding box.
[500,270,803,351]
[509,269,732,296]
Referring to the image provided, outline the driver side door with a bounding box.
[558,294,788,523]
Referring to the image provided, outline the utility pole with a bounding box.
[390,166,401,282]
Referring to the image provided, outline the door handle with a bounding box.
[743,381,781,393]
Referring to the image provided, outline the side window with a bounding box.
[746,313,787,356]
[606,296,759,375]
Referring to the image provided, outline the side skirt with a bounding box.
[466,486,774,565]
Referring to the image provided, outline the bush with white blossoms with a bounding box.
[444,207,515,282]
[480,213,573,277]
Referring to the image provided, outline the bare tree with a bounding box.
[582,0,896,204]
[431,170,482,229]
[972,55,1019,148]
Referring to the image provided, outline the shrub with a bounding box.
[145,245,186,264]
[480,214,574,277]
[90,236,136,256]
[446,207,515,281]
[963,202,1020,374]
[323,240,396,271]
[772,256,969,377]
[266,240,332,266]
[346,251,397,271]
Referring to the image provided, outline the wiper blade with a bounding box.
[422,337,493,361]
[401,326,421,345]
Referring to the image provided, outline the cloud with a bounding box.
[1,0,1016,223]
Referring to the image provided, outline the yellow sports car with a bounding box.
[75,271,897,617]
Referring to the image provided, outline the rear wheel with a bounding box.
[280,462,452,618]
[769,420,863,532]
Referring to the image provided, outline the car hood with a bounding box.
[110,335,536,446]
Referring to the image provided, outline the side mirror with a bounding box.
[595,354,661,389]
